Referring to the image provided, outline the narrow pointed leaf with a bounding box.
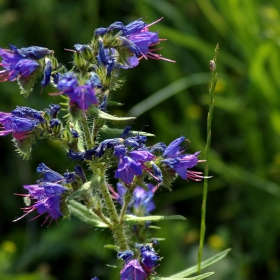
[90,106,135,121]
[66,182,91,201]
[169,249,231,278]
[124,214,186,224]
[155,271,214,280]
[68,200,108,228]
[99,125,155,139]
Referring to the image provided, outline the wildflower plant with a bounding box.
[1,18,230,279]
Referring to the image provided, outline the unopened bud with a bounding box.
[209,60,216,71]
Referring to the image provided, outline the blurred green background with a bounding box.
[1,0,280,279]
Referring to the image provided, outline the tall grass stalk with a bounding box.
[198,44,219,274]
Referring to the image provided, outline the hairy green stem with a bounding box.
[198,44,219,273]
[80,114,93,149]
[91,207,113,228]
[98,168,129,251]
[119,184,137,223]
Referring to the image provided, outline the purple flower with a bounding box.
[11,106,44,123]
[123,19,146,36]
[41,58,52,87]
[140,244,160,273]
[120,259,147,280]
[133,184,156,214]
[36,163,64,183]
[36,163,76,184]
[118,250,134,263]
[14,182,67,225]
[55,72,98,110]
[57,72,79,92]
[0,49,39,81]
[69,85,98,110]
[48,104,61,118]
[8,44,53,60]
[74,44,92,53]
[85,72,102,89]
[112,183,156,215]
[114,145,153,184]
[115,154,142,184]
[120,18,174,64]
[161,137,203,181]
[0,106,47,140]
[129,150,154,163]
[0,44,52,82]
[0,112,36,140]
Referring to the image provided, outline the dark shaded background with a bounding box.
[1,0,280,279]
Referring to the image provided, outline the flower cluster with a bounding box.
[13,163,84,226]
[68,128,202,188]
[0,18,207,280]
[0,44,52,82]
[118,244,160,280]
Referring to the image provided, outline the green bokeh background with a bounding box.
[1,0,280,279]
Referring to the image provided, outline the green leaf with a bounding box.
[104,244,119,251]
[90,106,135,121]
[124,214,186,224]
[154,271,214,280]
[127,73,211,117]
[169,249,231,278]
[66,182,91,201]
[99,125,155,139]
[67,200,108,228]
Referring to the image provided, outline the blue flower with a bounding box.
[0,110,42,141]
[118,250,134,263]
[112,183,156,215]
[48,104,61,118]
[36,163,64,183]
[8,44,53,60]
[120,18,173,64]
[55,72,98,110]
[0,44,52,82]
[69,85,98,110]
[139,244,160,274]
[14,182,67,225]
[114,145,153,184]
[122,19,146,36]
[114,154,142,184]
[36,163,76,184]
[11,106,44,123]
[120,259,147,280]
[57,72,79,92]
[0,50,39,82]
[41,58,52,87]
[161,136,202,181]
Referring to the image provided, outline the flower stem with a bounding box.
[80,114,93,149]
[98,168,129,251]
[119,184,137,223]
[198,44,219,274]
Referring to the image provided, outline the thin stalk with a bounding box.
[198,44,219,273]
[91,207,113,228]
[98,168,129,251]
[80,114,93,149]
[119,184,137,222]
